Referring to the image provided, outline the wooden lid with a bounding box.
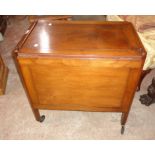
[16,20,146,59]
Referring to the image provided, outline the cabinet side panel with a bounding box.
[17,61,40,107]
[121,68,142,112]
[18,58,132,110]
[0,54,8,95]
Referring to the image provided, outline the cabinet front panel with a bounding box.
[20,59,130,109]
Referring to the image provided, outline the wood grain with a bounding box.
[14,20,146,130]
[0,54,8,95]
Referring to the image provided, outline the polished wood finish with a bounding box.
[14,20,146,133]
[18,21,145,57]
[0,54,8,95]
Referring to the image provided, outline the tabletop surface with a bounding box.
[17,20,145,58]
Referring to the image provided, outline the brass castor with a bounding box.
[121,125,125,134]
[39,115,45,122]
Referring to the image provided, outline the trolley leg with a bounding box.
[32,108,45,123]
[120,112,129,134]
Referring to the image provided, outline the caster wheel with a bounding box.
[121,125,125,134]
[39,115,45,122]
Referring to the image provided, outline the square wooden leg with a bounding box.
[32,108,45,122]
[121,112,129,134]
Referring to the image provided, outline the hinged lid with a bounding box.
[15,20,146,59]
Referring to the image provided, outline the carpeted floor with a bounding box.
[0,16,155,139]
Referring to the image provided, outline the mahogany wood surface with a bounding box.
[14,20,146,133]
[0,54,8,95]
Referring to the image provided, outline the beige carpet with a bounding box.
[0,16,155,139]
